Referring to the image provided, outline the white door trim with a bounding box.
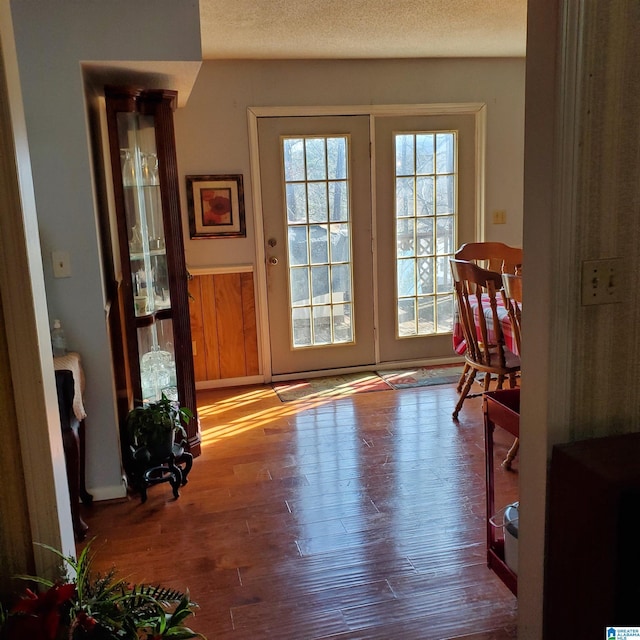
[247,103,486,382]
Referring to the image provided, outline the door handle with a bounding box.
[268,257,279,265]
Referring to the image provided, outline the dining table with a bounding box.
[452,292,519,356]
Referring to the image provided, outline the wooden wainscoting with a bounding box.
[188,270,259,382]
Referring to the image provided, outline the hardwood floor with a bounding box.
[81,381,518,639]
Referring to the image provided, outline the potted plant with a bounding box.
[0,541,206,639]
[125,394,192,462]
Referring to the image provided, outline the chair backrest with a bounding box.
[454,242,523,275]
[450,258,510,369]
[501,273,523,355]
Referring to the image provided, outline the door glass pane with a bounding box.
[395,131,456,337]
[283,135,354,348]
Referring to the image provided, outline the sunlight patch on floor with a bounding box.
[197,387,357,445]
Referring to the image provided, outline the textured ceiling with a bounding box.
[199,0,528,60]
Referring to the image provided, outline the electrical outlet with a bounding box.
[581,258,623,305]
[492,210,507,224]
[52,250,71,278]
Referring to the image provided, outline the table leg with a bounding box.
[62,426,88,541]
[77,419,93,505]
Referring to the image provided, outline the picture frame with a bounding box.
[186,174,246,239]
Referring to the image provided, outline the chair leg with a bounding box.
[502,437,519,470]
[453,367,477,419]
[456,364,470,392]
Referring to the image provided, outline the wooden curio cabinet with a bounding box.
[103,86,200,456]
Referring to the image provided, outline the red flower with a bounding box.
[75,610,97,631]
[202,194,231,225]
[7,583,76,640]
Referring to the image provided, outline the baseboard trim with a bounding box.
[196,375,264,390]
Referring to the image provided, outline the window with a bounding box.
[395,132,456,337]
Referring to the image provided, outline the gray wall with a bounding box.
[10,0,201,498]
[177,58,526,271]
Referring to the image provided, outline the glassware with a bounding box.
[140,348,175,401]
[142,153,159,186]
[120,148,136,187]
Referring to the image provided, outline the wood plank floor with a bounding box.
[80,380,518,639]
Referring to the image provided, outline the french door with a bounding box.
[257,110,478,377]
[258,116,376,375]
[375,114,477,363]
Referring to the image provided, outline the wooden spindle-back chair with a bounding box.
[450,259,521,420]
[454,242,523,275]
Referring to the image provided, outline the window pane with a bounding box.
[435,175,455,215]
[436,133,454,173]
[436,294,454,333]
[397,258,415,296]
[398,298,416,337]
[309,225,329,264]
[396,178,415,217]
[283,138,305,181]
[288,226,308,266]
[417,257,434,295]
[416,218,434,256]
[290,267,310,307]
[329,224,350,262]
[417,297,435,334]
[311,265,330,303]
[396,134,415,176]
[307,182,328,223]
[292,307,311,347]
[312,305,332,344]
[328,181,349,221]
[436,216,455,255]
[416,176,434,216]
[397,218,415,257]
[286,183,307,223]
[436,256,452,294]
[332,303,352,343]
[327,138,347,179]
[416,134,435,175]
[305,138,326,181]
[331,264,351,302]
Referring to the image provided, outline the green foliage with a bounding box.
[1,541,205,640]
[126,394,192,452]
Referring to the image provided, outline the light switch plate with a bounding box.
[492,209,507,224]
[52,250,71,278]
[581,258,622,305]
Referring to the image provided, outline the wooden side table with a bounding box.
[54,352,93,540]
[483,388,520,596]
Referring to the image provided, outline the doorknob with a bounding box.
[268,257,279,265]
[268,238,277,247]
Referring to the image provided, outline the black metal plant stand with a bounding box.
[129,443,193,503]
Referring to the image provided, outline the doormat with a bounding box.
[272,372,393,403]
[377,365,465,390]
[272,365,465,402]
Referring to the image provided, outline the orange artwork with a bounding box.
[201,188,232,226]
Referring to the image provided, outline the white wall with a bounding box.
[9,0,201,498]
[176,58,526,271]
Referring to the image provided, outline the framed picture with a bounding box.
[186,174,246,239]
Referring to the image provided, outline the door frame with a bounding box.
[247,103,487,382]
